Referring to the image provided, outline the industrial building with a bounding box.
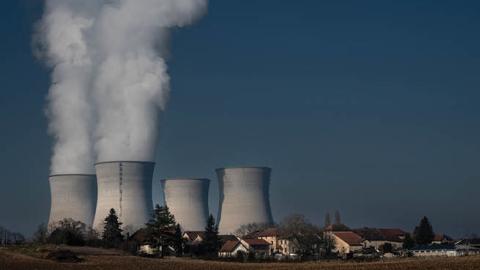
[161,178,210,231]
[48,174,97,227]
[92,161,155,233]
[216,167,274,234]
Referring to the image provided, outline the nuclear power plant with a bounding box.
[48,164,274,235]
[161,178,210,231]
[216,167,274,234]
[48,174,97,227]
[92,161,155,233]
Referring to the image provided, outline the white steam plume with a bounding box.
[93,0,208,162]
[37,0,208,171]
[36,0,101,174]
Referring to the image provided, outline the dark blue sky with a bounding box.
[1,0,480,237]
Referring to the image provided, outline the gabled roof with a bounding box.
[354,228,406,242]
[219,240,246,253]
[183,231,205,241]
[258,228,280,237]
[243,238,270,246]
[333,231,363,246]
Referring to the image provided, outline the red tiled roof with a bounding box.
[354,228,406,242]
[243,238,270,246]
[219,240,242,253]
[378,229,406,237]
[333,231,363,246]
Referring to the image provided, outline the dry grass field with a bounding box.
[1,246,480,270]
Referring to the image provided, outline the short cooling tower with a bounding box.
[161,178,210,231]
[92,161,154,233]
[216,167,274,234]
[48,174,97,227]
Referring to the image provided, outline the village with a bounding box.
[185,221,480,260]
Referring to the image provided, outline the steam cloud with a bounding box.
[36,0,208,173]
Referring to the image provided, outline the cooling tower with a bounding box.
[216,167,274,234]
[48,174,97,227]
[92,161,154,233]
[161,178,210,231]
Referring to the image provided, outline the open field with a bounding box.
[1,246,480,270]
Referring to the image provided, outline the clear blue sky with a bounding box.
[1,0,480,237]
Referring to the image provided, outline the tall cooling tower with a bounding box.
[161,178,210,231]
[93,161,154,233]
[216,167,274,234]
[48,174,97,227]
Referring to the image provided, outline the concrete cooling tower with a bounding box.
[161,178,210,231]
[48,174,97,227]
[216,167,274,234]
[93,161,154,233]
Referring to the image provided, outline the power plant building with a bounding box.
[93,161,154,233]
[48,174,97,227]
[161,178,210,231]
[216,167,274,234]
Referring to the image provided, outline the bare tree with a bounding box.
[334,210,341,225]
[324,212,331,228]
[235,222,272,237]
[33,223,48,244]
[279,214,323,257]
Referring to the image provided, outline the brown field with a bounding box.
[1,246,480,270]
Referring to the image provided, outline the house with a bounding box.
[411,243,480,257]
[276,238,299,256]
[218,237,272,258]
[182,231,205,245]
[242,238,271,257]
[456,238,480,249]
[432,234,454,244]
[247,228,280,253]
[411,244,458,257]
[354,228,406,250]
[129,228,160,255]
[218,239,249,258]
[328,231,364,255]
[245,227,299,256]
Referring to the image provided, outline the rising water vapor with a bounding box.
[93,0,208,162]
[35,0,101,174]
[36,0,208,171]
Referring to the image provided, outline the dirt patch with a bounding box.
[45,249,83,263]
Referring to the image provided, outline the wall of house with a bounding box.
[259,236,278,252]
[332,235,362,254]
[277,239,297,255]
[219,244,249,258]
[413,250,458,257]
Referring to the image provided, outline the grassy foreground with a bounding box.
[1,246,480,270]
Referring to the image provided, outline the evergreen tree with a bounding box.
[33,223,48,244]
[173,224,184,256]
[324,212,331,228]
[102,208,124,248]
[202,214,220,257]
[413,216,434,245]
[145,204,177,256]
[403,233,415,249]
